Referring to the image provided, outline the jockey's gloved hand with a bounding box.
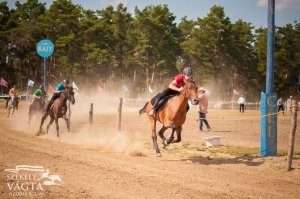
[178,87,183,92]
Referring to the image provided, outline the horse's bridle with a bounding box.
[180,81,197,101]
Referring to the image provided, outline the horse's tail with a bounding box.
[139,102,149,116]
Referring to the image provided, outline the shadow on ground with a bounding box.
[175,155,264,166]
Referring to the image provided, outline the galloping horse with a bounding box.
[139,80,199,157]
[7,97,19,118]
[37,87,75,138]
[28,95,47,125]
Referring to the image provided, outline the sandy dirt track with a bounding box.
[0,98,300,199]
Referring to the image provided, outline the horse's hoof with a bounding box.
[156,153,162,157]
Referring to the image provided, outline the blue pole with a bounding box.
[266,0,275,93]
[44,57,47,91]
[260,0,277,157]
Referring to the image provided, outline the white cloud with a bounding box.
[257,0,300,11]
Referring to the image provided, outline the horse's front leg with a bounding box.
[172,126,182,143]
[63,115,70,132]
[55,118,59,138]
[11,108,15,115]
[158,126,168,148]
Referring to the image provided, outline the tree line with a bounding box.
[0,0,299,100]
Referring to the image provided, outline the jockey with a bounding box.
[6,85,19,109]
[43,79,70,115]
[149,67,193,116]
[31,85,47,104]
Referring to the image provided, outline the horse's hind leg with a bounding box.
[7,108,10,118]
[55,118,60,138]
[172,127,182,143]
[150,119,161,157]
[28,106,33,125]
[37,114,48,136]
[28,114,32,125]
[46,117,54,134]
[63,115,70,132]
[167,128,176,144]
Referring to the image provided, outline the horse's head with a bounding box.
[182,80,199,105]
[63,87,75,105]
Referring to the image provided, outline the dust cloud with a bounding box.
[7,89,148,157]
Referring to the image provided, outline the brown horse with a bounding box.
[28,95,47,125]
[7,97,19,118]
[37,87,75,138]
[139,80,199,157]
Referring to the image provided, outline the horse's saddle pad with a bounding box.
[150,93,177,111]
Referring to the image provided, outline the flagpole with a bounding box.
[26,85,29,101]
[231,91,234,110]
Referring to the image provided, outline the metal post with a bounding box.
[44,57,47,92]
[260,0,277,157]
[266,0,275,93]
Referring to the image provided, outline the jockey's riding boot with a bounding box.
[43,102,52,116]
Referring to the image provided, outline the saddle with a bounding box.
[150,93,177,112]
[150,93,190,113]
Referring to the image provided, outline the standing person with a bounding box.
[6,85,19,109]
[149,67,193,116]
[198,87,211,132]
[277,96,284,115]
[238,94,246,113]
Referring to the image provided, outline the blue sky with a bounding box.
[3,0,300,28]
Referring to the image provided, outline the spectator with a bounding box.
[197,87,211,132]
[277,97,284,115]
[238,95,246,113]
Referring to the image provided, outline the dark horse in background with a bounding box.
[139,80,199,157]
[37,87,75,138]
[28,95,47,125]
